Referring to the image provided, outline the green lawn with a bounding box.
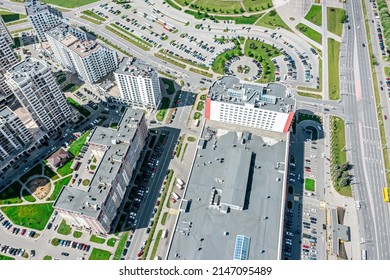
[48,175,72,201]
[42,0,100,8]
[327,7,346,37]
[43,255,52,260]
[174,0,190,6]
[150,229,163,260]
[159,49,209,70]
[235,14,264,25]
[22,189,36,203]
[181,143,189,160]
[1,203,53,230]
[56,159,74,177]
[106,25,151,51]
[44,165,59,180]
[193,0,242,14]
[243,0,272,12]
[256,9,292,31]
[297,92,322,99]
[212,39,242,74]
[80,15,102,25]
[81,10,106,22]
[385,66,390,77]
[165,0,182,10]
[328,38,340,100]
[304,5,322,26]
[154,53,186,69]
[296,23,322,44]
[73,231,82,238]
[189,67,213,78]
[156,97,171,122]
[6,19,29,26]
[90,234,106,244]
[175,134,186,158]
[194,112,202,120]
[330,116,351,197]
[244,39,281,83]
[107,238,116,247]
[304,178,315,192]
[0,254,14,260]
[161,212,168,225]
[67,97,91,117]
[68,130,91,156]
[187,136,196,142]
[0,181,23,205]
[113,232,129,260]
[0,10,26,23]
[89,248,112,260]
[162,78,175,95]
[20,164,42,183]
[57,219,71,235]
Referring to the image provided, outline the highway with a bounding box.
[340,0,390,260]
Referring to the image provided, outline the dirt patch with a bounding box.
[26,177,51,200]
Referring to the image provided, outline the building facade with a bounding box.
[0,22,18,106]
[25,0,63,42]
[5,58,72,133]
[114,58,162,109]
[54,108,148,234]
[46,24,118,84]
[0,106,33,161]
[205,76,295,133]
[0,16,13,45]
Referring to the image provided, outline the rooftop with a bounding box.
[25,0,59,16]
[168,123,288,260]
[53,108,144,219]
[46,24,79,47]
[68,39,101,58]
[208,76,294,114]
[0,107,14,123]
[115,57,157,79]
[7,58,47,84]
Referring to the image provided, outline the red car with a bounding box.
[302,245,309,249]
[20,229,26,236]
[305,169,311,172]
[137,250,144,257]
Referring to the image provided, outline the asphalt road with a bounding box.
[340,0,390,260]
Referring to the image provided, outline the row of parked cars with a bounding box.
[58,239,90,252]
[0,245,26,257]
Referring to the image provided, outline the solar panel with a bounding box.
[233,235,250,260]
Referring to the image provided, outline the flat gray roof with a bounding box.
[168,124,287,260]
[331,209,350,256]
[115,57,158,79]
[220,148,251,210]
[53,108,144,219]
[7,58,47,84]
[208,76,294,114]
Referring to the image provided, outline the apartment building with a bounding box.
[0,16,13,45]
[5,58,72,133]
[205,76,295,133]
[46,24,118,84]
[114,57,162,109]
[54,108,148,234]
[25,0,63,42]
[0,106,33,161]
[0,31,18,106]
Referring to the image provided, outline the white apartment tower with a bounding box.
[0,17,13,45]
[0,106,33,161]
[46,24,118,84]
[5,58,72,132]
[114,58,162,109]
[25,0,63,42]
[0,21,18,105]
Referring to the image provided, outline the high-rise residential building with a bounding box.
[0,106,33,162]
[5,58,72,133]
[0,16,13,45]
[205,76,295,133]
[54,108,148,234]
[46,24,118,84]
[25,0,63,42]
[114,58,162,109]
[0,24,18,106]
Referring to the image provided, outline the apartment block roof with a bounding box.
[208,76,294,114]
[115,57,157,79]
[7,58,47,84]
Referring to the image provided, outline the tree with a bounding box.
[340,162,349,172]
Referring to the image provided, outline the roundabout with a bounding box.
[226,56,262,81]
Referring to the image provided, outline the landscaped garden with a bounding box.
[1,203,53,230]
[89,248,112,260]
[304,178,315,192]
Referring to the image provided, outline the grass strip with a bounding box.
[189,67,213,78]
[113,232,129,260]
[154,53,186,69]
[106,25,150,51]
